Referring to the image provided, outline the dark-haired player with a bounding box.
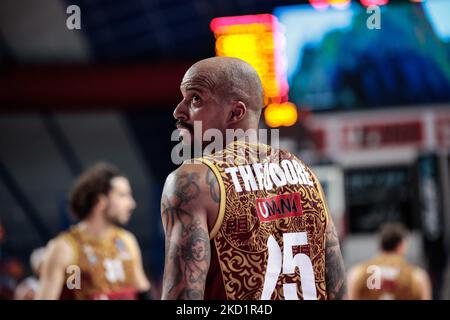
[37,162,151,300]
[347,222,431,300]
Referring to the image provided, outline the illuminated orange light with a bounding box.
[216,32,281,98]
[211,14,289,107]
[261,33,275,52]
[264,102,298,128]
[218,34,258,53]
[282,102,298,126]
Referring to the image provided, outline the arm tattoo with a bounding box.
[325,221,348,300]
[161,172,199,233]
[161,170,211,300]
[175,172,200,203]
[206,169,220,203]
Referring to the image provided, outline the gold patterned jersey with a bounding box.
[352,254,422,300]
[58,225,138,300]
[198,140,329,300]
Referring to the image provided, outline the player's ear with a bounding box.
[227,101,246,125]
[96,194,108,211]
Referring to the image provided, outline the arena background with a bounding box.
[0,0,449,299]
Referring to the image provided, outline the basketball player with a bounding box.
[37,162,151,300]
[347,222,432,300]
[160,57,347,300]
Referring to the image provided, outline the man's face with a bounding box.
[105,176,136,225]
[173,67,230,147]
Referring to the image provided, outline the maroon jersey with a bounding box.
[352,254,422,300]
[197,140,329,300]
[58,225,137,300]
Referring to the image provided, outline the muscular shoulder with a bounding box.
[347,263,366,299]
[45,235,75,268]
[161,162,220,232]
[118,228,137,243]
[348,264,366,281]
[412,266,432,299]
[162,162,215,210]
[413,267,430,284]
[118,228,140,252]
[164,162,208,191]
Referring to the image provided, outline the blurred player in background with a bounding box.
[14,247,46,300]
[37,162,151,300]
[347,222,432,300]
[161,57,347,300]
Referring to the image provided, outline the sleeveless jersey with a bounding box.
[59,225,137,300]
[352,254,422,300]
[197,140,329,300]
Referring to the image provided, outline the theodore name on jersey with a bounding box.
[224,159,314,193]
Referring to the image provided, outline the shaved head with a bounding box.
[182,57,264,122]
[174,56,265,146]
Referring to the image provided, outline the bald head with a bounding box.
[183,57,264,121]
